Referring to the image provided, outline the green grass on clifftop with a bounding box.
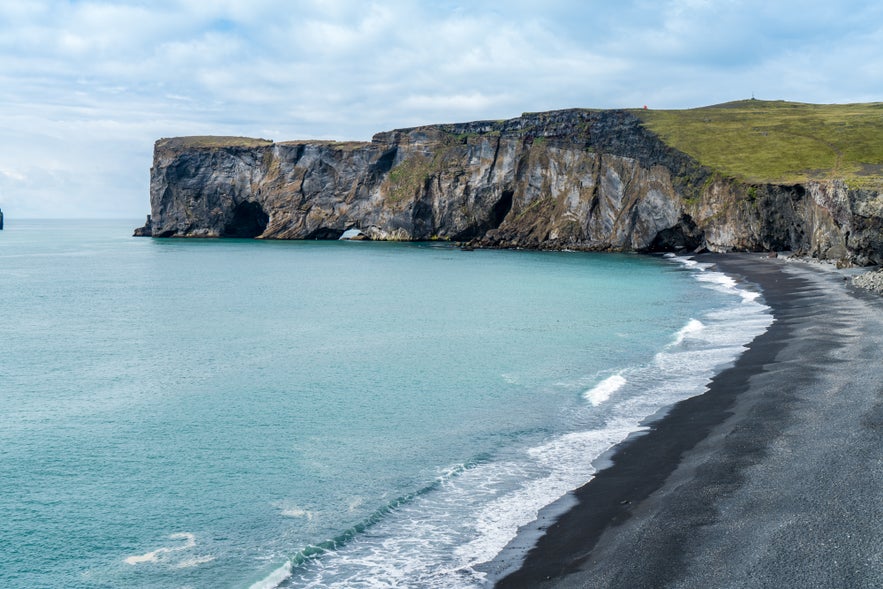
[158,136,373,152]
[158,136,274,150]
[276,139,370,151]
[633,100,883,188]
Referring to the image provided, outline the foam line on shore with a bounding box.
[583,374,626,405]
[494,255,883,588]
[273,254,772,588]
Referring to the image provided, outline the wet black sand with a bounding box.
[493,254,883,588]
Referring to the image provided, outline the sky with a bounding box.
[1,1,882,218]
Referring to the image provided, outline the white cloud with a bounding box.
[0,167,27,182]
[400,92,503,113]
[0,1,882,217]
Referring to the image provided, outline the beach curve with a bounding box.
[493,254,883,588]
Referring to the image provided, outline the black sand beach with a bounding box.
[493,254,883,588]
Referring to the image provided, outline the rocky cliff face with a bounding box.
[136,109,883,265]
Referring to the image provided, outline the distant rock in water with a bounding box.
[133,214,150,236]
[0,207,4,230]
[134,109,883,266]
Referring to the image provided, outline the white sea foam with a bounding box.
[125,552,159,565]
[455,419,641,565]
[583,373,627,405]
[672,319,705,346]
[669,255,713,273]
[501,373,520,384]
[124,532,196,565]
[285,419,643,588]
[249,561,292,589]
[696,271,737,289]
[672,255,765,306]
[281,508,314,520]
[272,254,774,588]
[175,555,216,568]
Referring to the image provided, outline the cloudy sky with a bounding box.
[1,0,882,218]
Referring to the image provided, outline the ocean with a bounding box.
[0,220,771,588]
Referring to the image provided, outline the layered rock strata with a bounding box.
[135,110,883,265]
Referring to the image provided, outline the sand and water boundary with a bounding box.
[493,254,883,588]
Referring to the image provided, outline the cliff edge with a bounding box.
[135,103,883,265]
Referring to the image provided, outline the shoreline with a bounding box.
[491,253,883,588]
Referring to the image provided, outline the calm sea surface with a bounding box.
[0,220,771,588]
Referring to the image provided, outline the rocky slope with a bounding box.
[853,268,883,294]
[135,109,883,265]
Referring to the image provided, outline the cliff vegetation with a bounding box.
[635,100,883,189]
[135,102,883,266]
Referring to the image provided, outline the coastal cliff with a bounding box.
[135,105,883,265]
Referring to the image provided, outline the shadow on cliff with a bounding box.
[223,201,269,238]
[451,190,515,241]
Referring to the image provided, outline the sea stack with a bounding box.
[0,207,4,230]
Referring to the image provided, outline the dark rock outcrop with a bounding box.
[136,110,883,265]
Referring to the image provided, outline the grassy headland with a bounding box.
[157,101,883,190]
[633,100,883,189]
[158,136,275,150]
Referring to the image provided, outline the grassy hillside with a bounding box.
[633,100,883,189]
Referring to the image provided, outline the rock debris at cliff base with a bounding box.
[853,268,883,294]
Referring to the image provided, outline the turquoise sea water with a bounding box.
[0,220,771,588]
